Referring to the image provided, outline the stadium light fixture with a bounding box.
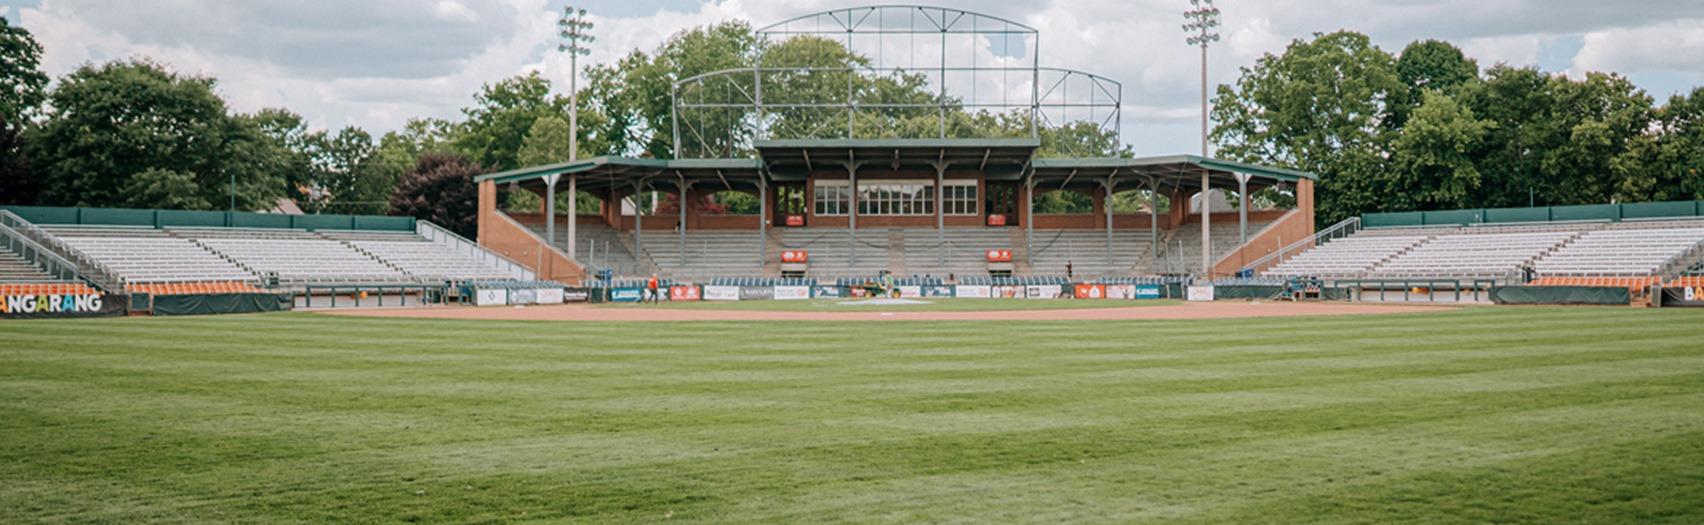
[1183,0,1220,278]
[558,6,594,163]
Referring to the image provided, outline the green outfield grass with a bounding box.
[3,307,1703,523]
[601,298,1182,312]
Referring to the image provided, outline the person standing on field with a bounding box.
[646,273,661,304]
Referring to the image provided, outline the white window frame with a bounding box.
[856,180,935,216]
[941,180,979,216]
[813,180,850,216]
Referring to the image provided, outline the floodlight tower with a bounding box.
[1184,0,1220,278]
[557,6,594,260]
[559,6,594,163]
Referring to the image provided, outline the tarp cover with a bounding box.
[1490,286,1629,305]
[1659,286,1704,307]
[152,293,293,316]
[1213,285,1284,300]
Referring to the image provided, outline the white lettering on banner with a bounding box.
[773,286,810,300]
[896,285,922,298]
[1187,285,1216,302]
[535,288,565,304]
[955,285,991,298]
[0,293,107,315]
[704,285,741,301]
[1025,285,1061,299]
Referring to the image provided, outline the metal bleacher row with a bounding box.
[1263,219,1704,288]
[31,225,519,291]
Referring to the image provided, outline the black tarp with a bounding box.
[151,293,293,316]
[1490,286,1629,306]
[1658,286,1704,307]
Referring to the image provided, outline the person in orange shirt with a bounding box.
[646,274,661,304]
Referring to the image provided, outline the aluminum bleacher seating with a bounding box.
[783,229,891,277]
[1030,229,1151,277]
[640,230,763,280]
[1372,230,1575,279]
[1533,227,1704,276]
[1263,234,1430,278]
[48,227,259,285]
[902,228,1013,277]
[197,238,409,284]
[336,236,515,282]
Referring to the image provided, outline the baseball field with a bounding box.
[3,306,1703,523]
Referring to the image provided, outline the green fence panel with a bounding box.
[292,214,356,231]
[1620,200,1698,220]
[80,207,155,226]
[230,212,294,229]
[1490,286,1629,305]
[152,293,293,316]
[155,209,229,227]
[1421,209,1484,225]
[1549,203,1618,222]
[1213,285,1284,299]
[352,215,414,231]
[1483,206,1550,224]
[2,205,80,224]
[1364,211,1423,228]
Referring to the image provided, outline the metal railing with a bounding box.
[0,209,120,291]
[416,220,535,280]
[1238,216,1362,276]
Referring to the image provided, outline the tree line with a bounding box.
[2,16,1698,236]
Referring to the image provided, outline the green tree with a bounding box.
[586,21,761,158]
[508,115,599,214]
[0,16,48,125]
[1212,31,1403,225]
[1390,40,1479,129]
[29,59,286,210]
[389,153,483,237]
[1388,90,1489,209]
[455,72,609,172]
[122,168,209,209]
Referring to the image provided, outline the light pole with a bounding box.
[558,6,594,163]
[1184,0,1220,279]
[558,6,593,261]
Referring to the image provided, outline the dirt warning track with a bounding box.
[320,301,1453,322]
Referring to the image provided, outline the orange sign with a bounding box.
[669,285,701,301]
[1074,284,1107,299]
[986,214,1007,226]
[785,214,806,227]
[985,249,1013,263]
[782,250,809,263]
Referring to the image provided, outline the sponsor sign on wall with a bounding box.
[1026,285,1062,299]
[1661,286,1704,307]
[1106,284,1136,299]
[773,285,811,300]
[474,289,507,306]
[534,288,564,304]
[1187,285,1216,302]
[813,286,845,298]
[0,292,126,318]
[703,285,740,301]
[781,250,809,263]
[1136,285,1164,299]
[739,286,774,301]
[955,285,992,298]
[509,289,538,304]
[984,249,1013,263]
[669,285,701,301]
[609,288,644,302]
[896,285,922,298]
[1074,284,1107,299]
[562,288,590,302]
[922,285,954,297]
[992,285,1025,298]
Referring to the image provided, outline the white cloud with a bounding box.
[13,0,1704,155]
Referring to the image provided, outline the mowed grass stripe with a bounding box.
[2,307,1702,522]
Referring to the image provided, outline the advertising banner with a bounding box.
[1660,286,1704,307]
[474,288,507,306]
[1026,285,1062,299]
[992,285,1025,298]
[0,292,127,318]
[1136,285,1163,299]
[922,285,954,297]
[1106,284,1136,299]
[669,285,701,302]
[773,285,810,300]
[813,286,845,298]
[534,288,564,304]
[1073,284,1108,299]
[562,287,590,302]
[739,286,774,301]
[609,288,644,302]
[1187,285,1216,302]
[955,285,992,298]
[509,289,537,305]
[896,285,922,298]
[703,285,740,301]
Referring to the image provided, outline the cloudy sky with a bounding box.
[5,0,1703,156]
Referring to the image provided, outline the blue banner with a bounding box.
[1135,285,1163,299]
[609,288,644,302]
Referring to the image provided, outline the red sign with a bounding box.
[985,249,1013,263]
[1074,284,1107,299]
[986,214,1007,226]
[785,215,806,227]
[669,285,701,301]
[782,250,809,263]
